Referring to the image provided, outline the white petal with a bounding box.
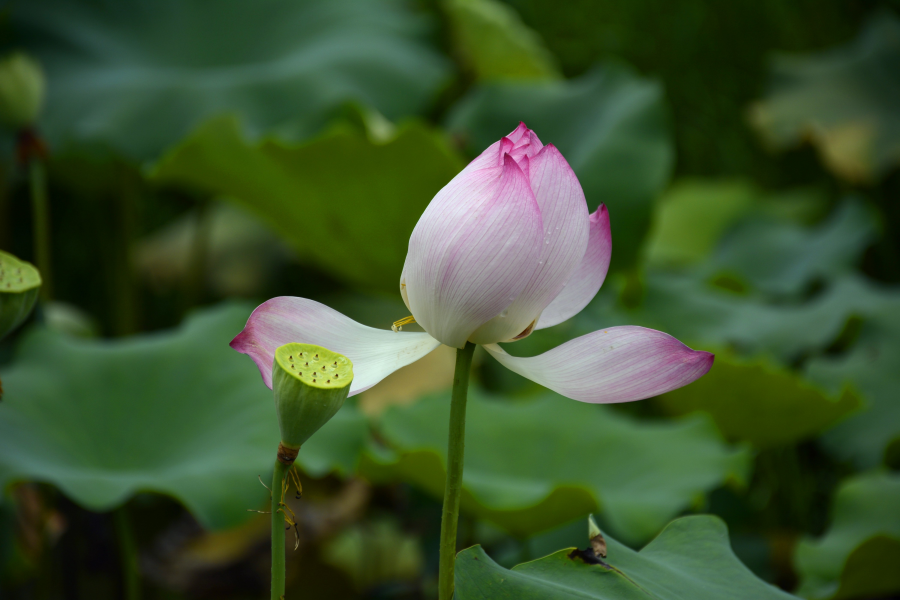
[230,297,441,396]
[484,326,714,403]
[537,204,612,330]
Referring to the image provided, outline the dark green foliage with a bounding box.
[8,0,449,161]
[1,0,898,597]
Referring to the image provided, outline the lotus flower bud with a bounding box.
[272,343,353,464]
[0,53,45,130]
[587,515,607,558]
[0,251,41,340]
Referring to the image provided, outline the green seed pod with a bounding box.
[0,251,41,340]
[272,343,353,460]
[0,53,45,129]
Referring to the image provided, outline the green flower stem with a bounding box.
[271,457,290,600]
[438,341,476,600]
[28,159,51,301]
[114,506,140,600]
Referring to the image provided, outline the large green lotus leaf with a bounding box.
[455,515,797,599]
[701,199,877,296]
[446,62,673,269]
[150,116,464,292]
[749,12,900,183]
[794,472,900,600]
[442,0,561,81]
[0,303,369,529]
[643,179,760,267]
[643,179,828,267]
[806,293,900,468]
[655,357,859,449]
[12,0,449,161]
[362,390,749,542]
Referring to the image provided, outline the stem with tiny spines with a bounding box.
[271,458,289,600]
[438,341,476,600]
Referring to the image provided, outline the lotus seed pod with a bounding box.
[0,251,41,340]
[272,343,353,456]
[0,53,45,129]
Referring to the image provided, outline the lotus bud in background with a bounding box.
[587,514,607,559]
[0,251,41,340]
[0,52,45,130]
[272,342,353,464]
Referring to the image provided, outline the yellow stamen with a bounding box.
[392,315,416,332]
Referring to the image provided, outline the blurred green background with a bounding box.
[1,0,899,598]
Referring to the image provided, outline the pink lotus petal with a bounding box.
[484,326,714,403]
[469,145,589,344]
[506,121,531,143]
[402,153,543,348]
[536,204,612,330]
[230,297,440,396]
[509,125,543,166]
[458,122,544,174]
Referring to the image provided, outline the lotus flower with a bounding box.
[232,123,713,404]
